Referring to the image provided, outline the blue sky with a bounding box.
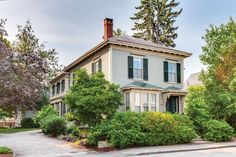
[1,0,236,80]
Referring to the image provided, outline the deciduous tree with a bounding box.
[65,69,123,126]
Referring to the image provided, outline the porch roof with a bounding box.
[121,82,163,91]
[163,86,187,95]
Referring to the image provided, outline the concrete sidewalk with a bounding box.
[119,141,236,156]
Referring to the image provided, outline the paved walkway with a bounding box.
[1,130,236,157]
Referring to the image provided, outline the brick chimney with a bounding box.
[104,18,113,40]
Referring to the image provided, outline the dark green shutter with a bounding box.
[143,58,148,80]
[92,62,95,74]
[128,56,133,79]
[164,61,168,82]
[177,63,181,83]
[98,58,102,71]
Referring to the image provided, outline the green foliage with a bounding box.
[64,112,80,125]
[185,85,210,135]
[88,112,196,148]
[41,115,66,137]
[203,120,234,142]
[0,108,11,119]
[65,69,123,126]
[199,18,236,129]
[21,118,39,128]
[131,0,182,47]
[141,112,196,146]
[0,146,12,154]
[33,105,58,126]
[66,124,80,137]
[113,28,126,37]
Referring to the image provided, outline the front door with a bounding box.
[166,96,179,113]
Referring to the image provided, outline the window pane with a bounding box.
[143,93,148,111]
[133,57,143,79]
[126,93,130,111]
[168,62,177,82]
[135,93,141,112]
[151,94,156,111]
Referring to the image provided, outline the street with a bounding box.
[1,130,236,157]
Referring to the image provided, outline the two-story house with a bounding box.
[49,18,191,116]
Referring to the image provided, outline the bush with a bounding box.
[33,105,58,126]
[185,85,210,136]
[66,124,80,137]
[0,146,12,154]
[21,118,39,128]
[141,112,196,146]
[41,115,66,137]
[203,120,234,142]
[88,112,196,148]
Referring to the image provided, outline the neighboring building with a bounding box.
[49,18,192,116]
[185,72,202,89]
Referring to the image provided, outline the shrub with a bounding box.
[141,112,196,146]
[0,146,12,154]
[41,115,66,137]
[66,124,80,137]
[185,85,210,135]
[33,105,58,126]
[203,120,234,142]
[88,112,196,148]
[87,120,111,146]
[21,118,39,128]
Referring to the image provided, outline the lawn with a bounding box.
[0,128,39,134]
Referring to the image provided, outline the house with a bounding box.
[185,72,202,89]
[49,18,192,116]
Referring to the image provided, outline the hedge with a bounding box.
[88,112,196,148]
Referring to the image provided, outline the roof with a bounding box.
[122,81,163,91]
[185,72,202,89]
[63,36,191,72]
[109,36,191,57]
[51,36,192,83]
[164,86,181,90]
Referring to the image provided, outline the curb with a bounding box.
[133,144,236,156]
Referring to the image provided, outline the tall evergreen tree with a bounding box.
[131,0,182,47]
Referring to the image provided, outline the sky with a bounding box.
[1,0,236,80]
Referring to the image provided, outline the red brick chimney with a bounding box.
[104,18,113,40]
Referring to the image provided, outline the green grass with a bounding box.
[0,146,12,154]
[0,128,39,134]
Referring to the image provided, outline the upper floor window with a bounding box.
[168,62,177,82]
[128,56,148,80]
[52,85,55,96]
[92,58,102,74]
[164,61,181,83]
[56,82,60,94]
[61,80,65,92]
[133,57,143,79]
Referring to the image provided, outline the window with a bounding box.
[92,58,102,74]
[61,80,65,92]
[143,93,149,111]
[56,82,60,94]
[151,94,157,111]
[134,93,141,112]
[52,85,55,95]
[168,62,177,82]
[133,57,143,79]
[126,93,130,111]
